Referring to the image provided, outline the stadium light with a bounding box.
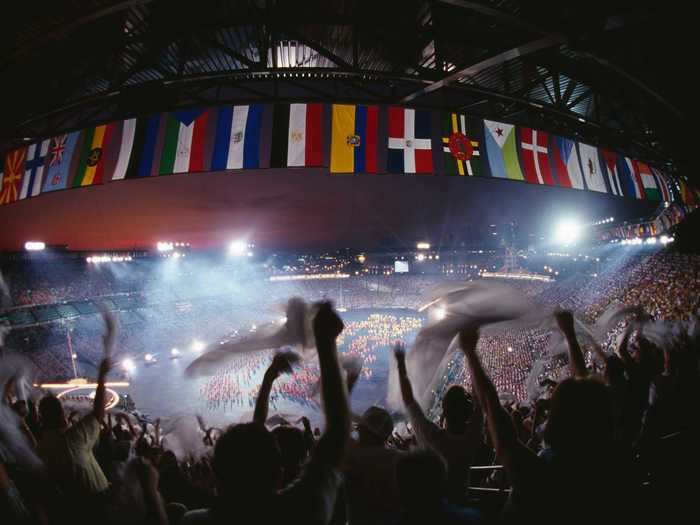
[171,348,180,357]
[228,240,248,257]
[553,220,582,245]
[192,340,205,352]
[416,242,431,250]
[24,241,45,251]
[122,358,135,372]
[157,241,174,252]
[144,353,154,362]
[434,306,447,321]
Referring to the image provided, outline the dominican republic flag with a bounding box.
[42,132,80,192]
[550,136,584,189]
[651,167,673,202]
[617,157,644,199]
[519,127,554,185]
[600,149,623,196]
[271,103,325,168]
[387,107,433,174]
[577,143,607,193]
[440,112,483,176]
[483,120,523,180]
[330,104,380,174]
[211,105,266,170]
[158,108,211,174]
[637,161,659,200]
[19,140,49,199]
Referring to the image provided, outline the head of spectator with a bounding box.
[271,424,307,485]
[441,385,473,433]
[605,355,626,385]
[544,377,613,456]
[356,405,393,446]
[213,422,282,498]
[38,395,67,430]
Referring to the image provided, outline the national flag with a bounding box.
[19,140,49,199]
[330,104,380,174]
[270,103,324,168]
[123,115,162,179]
[519,127,554,185]
[651,167,672,202]
[677,177,696,205]
[111,118,137,181]
[550,136,584,189]
[387,107,433,174]
[42,132,80,192]
[0,148,27,205]
[159,108,210,174]
[600,149,623,196]
[637,161,659,200]
[617,157,644,199]
[440,112,482,176]
[577,143,607,193]
[483,120,523,180]
[73,123,118,187]
[211,105,266,170]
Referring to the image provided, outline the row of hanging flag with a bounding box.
[1,102,697,206]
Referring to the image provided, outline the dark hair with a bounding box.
[544,377,613,455]
[272,425,307,467]
[38,395,65,429]
[442,385,473,426]
[213,423,282,495]
[395,448,447,508]
[605,355,626,383]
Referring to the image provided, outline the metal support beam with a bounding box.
[399,35,566,104]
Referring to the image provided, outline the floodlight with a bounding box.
[228,240,247,256]
[553,220,581,245]
[24,241,45,251]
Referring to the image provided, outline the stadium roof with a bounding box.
[0,1,688,172]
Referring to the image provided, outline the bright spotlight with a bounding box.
[122,358,135,372]
[144,353,154,362]
[24,241,46,251]
[507,346,514,353]
[554,220,582,245]
[434,306,447,320]
[228,240,247,257]
[416,253,426,261]
[171,348,180,357]
[645,237,657,245]
[192,340,205,352]
[157,241,174,252]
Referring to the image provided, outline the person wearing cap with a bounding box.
[394,343,483,505]
[343,405,404,525]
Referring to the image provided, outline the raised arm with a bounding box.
[93,310,116,421]
[394,343,439,442]
[253,353,292,425]
[555,311,588,378]
[310,303,350,467]
[459,328,540,483]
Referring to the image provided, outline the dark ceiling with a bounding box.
[0,1,690,176]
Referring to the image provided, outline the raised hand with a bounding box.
[459,327,480,354]
[554,309,575,335]
[313,302,344,344]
